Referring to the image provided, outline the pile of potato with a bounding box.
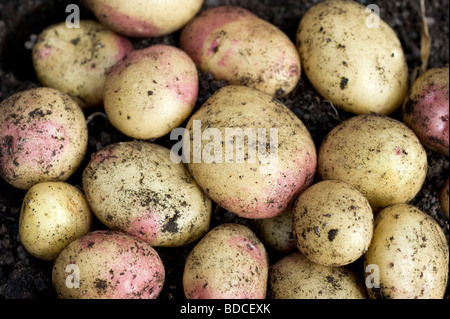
[0,0,448,299]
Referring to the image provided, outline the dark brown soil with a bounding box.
[0,0,448,299]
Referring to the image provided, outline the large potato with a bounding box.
[103,44,198,140]
[183,223,268,299]
[32,20,134,108]
[182,85,317,219]
[402,66,449,156]
[52,230,165,299]
[318,114,428,211]
[297,0,408,115]
[293,180,373,266]
[268,251,366,299]
[19,182,92,261]
[82,141,211,247]
[0,87,88,190]
[364,204,449,299]
[81,0,203,37]
[180,6,301,97]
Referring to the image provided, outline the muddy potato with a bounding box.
[364,204,449,299]
[32,20,134,108]
[293,180,373,266]
[182,85,317,219]
[440,178,449,220]
[0,87,88,190]
[402,66,449,156]
[183,223,268,299]
[104,44,198,140]
[81,0,203,37]
[268,251,366,299]
[82,141,211,247]
[19,182,92,261]
[297,0,408,115]
[318,114,428,211]
[180,6,301,97]
[52,230,165,299]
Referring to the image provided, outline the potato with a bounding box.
[0,87,88,190]
[183,223,268,299]
[268,251,366,299]
[182,85,317,219]
[180,6,301,97]
[52,230,165,299]
[103,44,198,140]
[81,0,203,37]
[82,141,211,247]
[318,114,428,211]
[296,0,408,115]
[440,178,449,220]
[32,20,134,108]
[292,180,373,266]
[402,66,449,156]
[364,204,449,299]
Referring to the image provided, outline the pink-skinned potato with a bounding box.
[402,65,449,156]
[52,230,165,299]
[180,6,301,97]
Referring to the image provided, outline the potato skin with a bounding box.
[180,6,301,97]
[440,178,449,220]
[19,182,92,261]
[183,85,317,219]
[318,114,427,211]
[0,87,88,190]
[183,223,268,299]
[81,0,203,37]
[52,230,165,299]
[364,204,449,299]
[32,20,133,108]
[104,44,198,140]
[297,0,408,115]
[82,141,211,247]
[402,66,449,156]
[293,180,373,266]
[268,251,366,299]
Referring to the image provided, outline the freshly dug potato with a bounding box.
[183,223,268,299]
[297,0,408,115]
[402,66,449,156]
[0,87,88,190]
[318,114,428,211]
[32,20,134,108]
[293,180,373,266]
[19,182,92,261]
[82,141,211,247]
[103,44,198,140]
[52,230,165,299]
[268,251,366,299]
[81,0,203,37]
[440,178,449,220]
[183,85,317,219]
[364,204,449,299]
[180,6,301,97]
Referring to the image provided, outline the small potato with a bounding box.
[440,178,449,220]
[268,251,367,299]
[183,85,317,219]
[103,44,198,140]
[180,6,301,97]
[82,141,211,247]
[52,230,165,299]
[19,182,92,261]
[293,180,373,266]
[402,66,449,156]
[81,0,203,37]
[318,114,428,211]
[183,223,268,299]
[0,87,88,190]
[32,20,134,108]
[297,0,408,115]
[364,204,449,299]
